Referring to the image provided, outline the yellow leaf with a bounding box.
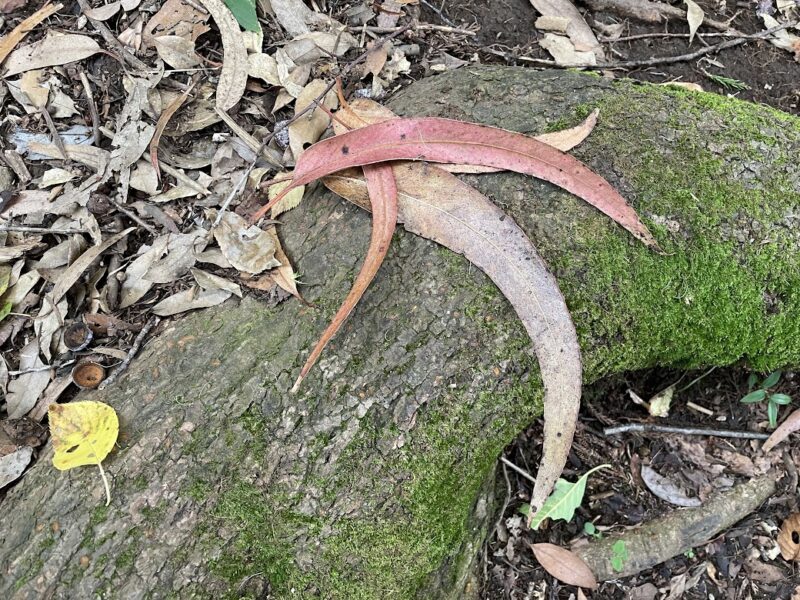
[49,401,119,470]
[268,177,305,218]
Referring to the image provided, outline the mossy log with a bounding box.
[2,67,800,599]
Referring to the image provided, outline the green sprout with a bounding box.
[610,540,628,572]
[741,370,791,429]
[583,521,602,540]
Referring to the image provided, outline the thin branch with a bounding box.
[0,225,87,234]
[491,21,798,70]
[108,197,157,235]
[79,70,100,145]
[351,23,477,35]
[604,423,770,440]
[499,455,537,484]
[9,359,74,376]
[98,316,160,390]
[40,106,68,160]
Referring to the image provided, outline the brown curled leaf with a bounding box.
[530,543,598,590]
[150,77,198,181]
[291,162,399,393]
[762,407,800,452]
[323,162,582,518]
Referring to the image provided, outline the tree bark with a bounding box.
[2,67,800,599]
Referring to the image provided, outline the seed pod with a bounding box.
[63,321,93,352]
[71,361,106,389]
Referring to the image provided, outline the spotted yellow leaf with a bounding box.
[49,401,118,469]
[48,401,119,504]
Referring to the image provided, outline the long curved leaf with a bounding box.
[323,162,582,515]
[253,116,658,249]
[291,163,398,393]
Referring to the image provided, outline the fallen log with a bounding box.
[2,67,799,599]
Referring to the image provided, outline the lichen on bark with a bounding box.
[1,67,799,599]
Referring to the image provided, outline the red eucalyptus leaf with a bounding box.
[252,117,658,250]
[291,163,398,393]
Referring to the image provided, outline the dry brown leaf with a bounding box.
[0,446,33,489]
[270,0,329,36]
[266,226,301,299]
[0,2,62,66]
[191,268,242,297]
[154,35,201,69]
[377,0,403,28]
[641,464,701,507]
[144,231,207,283]
[119,235,170,308]
[28,142,110,172]
[323,162,582,514]
[198,0,247,110]
[288,79,337,160]
[529,0,604,59]
[362,42,389,79]
[248,53,281,86]
[83,0,121,20]
[150,78,197,180]
[3,33,101,77]
[6,339,51,419]
[213,212,281,274]
[529,543,598,589]
[48,228,135,305]
[539,33,596,66]
[19,70,48,108]
[143,0,210,47]
[780,514,800,561]
[152,286,231,316]
[536,108,600,153]
[762,408,800,452]
[685,0,705,45]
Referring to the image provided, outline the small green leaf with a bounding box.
[747,373,759,391]
[768,401,779,429]
[741,389,766,403]
[610,540,627,572]
[0,300,11,322]
[0,265,10,296]
[763,370,782,389]
[771,393,792,406]
[223,0,260,32]
[529,464,609,530]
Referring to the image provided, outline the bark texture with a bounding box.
[2,67,800,599]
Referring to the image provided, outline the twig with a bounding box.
[421,0,456,27]
[40,106,68,160]
[74,0,148,71]
[79,70,100,145]
[98,316,159,390]
[108,197,157,235]
[499,455,537,484]
[490,461,513,543]
[351,23,477,35]
[676,366,716,393]
[583,0,742,34]
[9,359,74,376]
[0,225,87,234]
[603,423,770,440]
[491,21,797,70]
[602,30,764,43]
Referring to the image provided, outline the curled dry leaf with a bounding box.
[213,211,281,274]
[257,117,658,249]
[641,464,701,507]
[152,286,232,316]
[763,408,800,452]
[685,0,705,45]
[154,35,201,69]
[779,513,800,561]
[292,163,398,393]
[323,162,582,514]
[6,339,51,419]
[82,0,121,20]
[529,543,598,590]
[3,33,101,77]
[143,0,210,47]
[197,0,247,110]
[150,78,198,180]
[48,228,135,305]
